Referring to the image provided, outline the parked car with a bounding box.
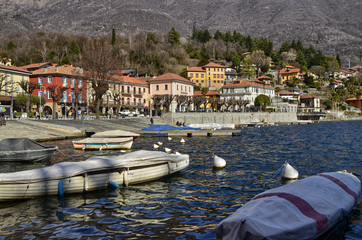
[132,110,139,116]
[120,109,130,116]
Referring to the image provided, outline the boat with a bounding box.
[91,130,140,140]
[216,171,361,240]
[164,147,172,153]
[0,150,190,202]
[213,154,226,169]
[281,161,299,180]
[0,138,57,161]
[72,137,133,150]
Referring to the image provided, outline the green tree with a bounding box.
[7,41,15,50]
[240,56,256,78]
[68,40,81,55]
[254,94,270,111]
[111,28,116,45]
[167,27,180,46]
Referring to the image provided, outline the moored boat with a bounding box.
[0,150,189,202]
[0,138,58,161]
[216,171,361,240]
[72,137,133,150]
[91,130,140,140]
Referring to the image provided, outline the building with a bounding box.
[0,59,32,117]
[109,75,150,113]
[279,65,301,84]
[221,79,275,110]
[22,62,53,72]
[194,90,220,112]
[299,94,321,112]
[345,97,362,109]
[30,65,87,117]
[186,62,226,90]
[148,73,194,112]
[225,67,238,85]
[276,90,299,102]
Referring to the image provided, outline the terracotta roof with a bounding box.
[334,79,343,83]
[345,97,362,101]
[187,67,205,72]
[258,75,271,80]
[300,94,318,99]
[148,73,192,84]
[0,64,31,74]
[203,62,225,68]
[242,52,250,55]
[111,75,148,85]
[280,68,300,74]
[31,65,84,76]
[194,90,220,96]
[223,79,274,89]
[276,90,298,96]
[22,62,51,69]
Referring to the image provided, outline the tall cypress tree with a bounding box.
[111,28,116,45]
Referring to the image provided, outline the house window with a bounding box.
[196,73,199,78]
[122,86,124,93]
[62,91,67,102]
[38,77,44,85]
[47,76,53,83]
[214,81,216,83]
[213,74,216,78]
[127,86,130,93]
[71,78,75,88]
[47,91,51,99]
[62,77,67,87]
[78,80,83,89]
[133,87,136,94]
[181,85,183,91]
[122,98,124,104]
[134,98,136,105]
[201,74,204,78]
[165,85,168,90]
[143,88,146,93]
[156,85,159,91]
[139,88,141,94]
[190,73,193,77]
[177,85,179,90]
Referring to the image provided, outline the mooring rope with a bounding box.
[263,164,285,186]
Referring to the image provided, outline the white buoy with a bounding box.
[168,137,172,141]
[180,138,185,143]
[281,161,299,180]
[153,144,160,149]
[120,150,126,153]
[157,142,163,146]
[213,154,226,169]
[174,151,182,155]
[165,147,172,153]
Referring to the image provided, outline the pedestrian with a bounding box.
[150,117,154,125]
[0,111,5,126]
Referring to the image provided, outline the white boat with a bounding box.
[180,138,185,143]
[168,137,172,141]
[281,161,299,180]
[91,130,140,140]
[164,147,172,153]
[0,138,58,161]
[72,137,133,150]
[153,144,160,149]
[213,154,226,169]
[216,171,361,240]
[0,150,189,202]
[157,141,163,146]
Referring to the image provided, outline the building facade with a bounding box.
[187,62,226,90]
[279,65,301,84]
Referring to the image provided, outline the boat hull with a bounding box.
[0,148,57,161]
[72,137,133,150]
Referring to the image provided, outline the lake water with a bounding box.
[0,120,361,239]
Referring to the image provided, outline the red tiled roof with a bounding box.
[258,75,271,80]
[148,73,192,84]
[345,97,362,101]
[300,94,318,99]
[0,64,31,74]
[111,75,148,85]
[223,79,274,89]
[280,68,300,74]
[31,65,84,76]
[194,90,220,96]
[187,67,205,72]
[334,79,343,83]
[21,62,51,69]
[276,90,298,96]
[242,52,250,55]
[203,62,225,68]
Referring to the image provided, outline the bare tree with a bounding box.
[19,80,39,118]
[113,92,121,119]
[0,74,12,94]
[47,85,68,119]
[235,99,250,112]
[281,48,297,63]
[175,95,187,111]
[152,94,164,115]
[250,50,270,77]
[81,40,117,119]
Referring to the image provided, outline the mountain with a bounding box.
[1,0,361,66]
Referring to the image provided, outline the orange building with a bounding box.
[279,65,301,84]
[345,97,362,109]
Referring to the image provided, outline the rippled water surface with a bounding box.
[0,121,361,239]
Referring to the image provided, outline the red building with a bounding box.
[30,65,88,117]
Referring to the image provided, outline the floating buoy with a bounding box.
[168,137,172,141]
[180,138,185,143]
[213,154,226,169]
[157,142,163,146]
[120,150,126,153]
[281,161,299,180]
[153,144,160,149]
[174,151,182,155]
[108,181,119,189]
[165,147,172,153]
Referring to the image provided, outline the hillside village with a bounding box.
[0,57,360,122]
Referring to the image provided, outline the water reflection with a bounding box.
[0,121,360,239]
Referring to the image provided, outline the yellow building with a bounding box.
[0,59,31,117]
[279,65,301,84]
[187,62,225,90]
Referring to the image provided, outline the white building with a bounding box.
[221,79,275,109]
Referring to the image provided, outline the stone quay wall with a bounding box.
[162,112,298,125]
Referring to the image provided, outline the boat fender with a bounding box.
[58,180,64,197]
[84,173,88,192]
[123,168,129,187]
[108,181,119,189]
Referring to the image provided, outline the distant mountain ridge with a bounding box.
[0,0,361,66]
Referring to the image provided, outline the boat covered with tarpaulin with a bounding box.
[91,130,140,140]
[216,171,361,240]
[141,124,199,131]
[0,138,57,161]
[0,150,189,201]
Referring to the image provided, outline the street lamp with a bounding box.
[39,85,44,119]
